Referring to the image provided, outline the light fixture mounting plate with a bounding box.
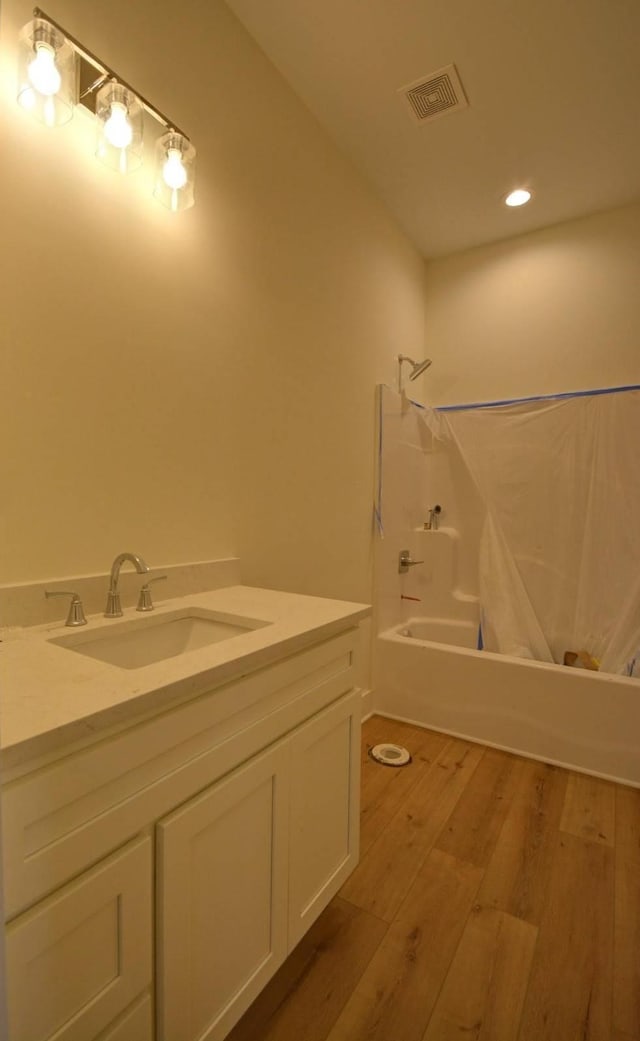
[77,54,108,114]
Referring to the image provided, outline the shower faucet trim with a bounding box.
[398,549,424,574]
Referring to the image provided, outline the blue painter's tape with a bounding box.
[436,384,640,414]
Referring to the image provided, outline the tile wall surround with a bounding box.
[0,558,241,629]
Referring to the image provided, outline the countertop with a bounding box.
[1,585,370,770]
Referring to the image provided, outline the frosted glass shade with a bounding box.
[153,132,196,211]
[17,18,76,127]
[96,82,144,174]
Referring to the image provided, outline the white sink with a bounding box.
[50,608,270,670]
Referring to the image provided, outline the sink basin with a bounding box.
[50,608,270,670]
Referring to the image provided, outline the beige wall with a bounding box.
[419,202,640,407]
[0,0,427,599]
[4,0,637,604]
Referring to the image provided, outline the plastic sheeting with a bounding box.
[432,389,640,676]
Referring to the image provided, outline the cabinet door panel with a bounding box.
[157,743,289,1041]
[288,690,361,947]
[5,836,151,1041]
[98,995,153,1041]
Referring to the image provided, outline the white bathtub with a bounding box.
[375,619,640,787]
[398,617,479,649]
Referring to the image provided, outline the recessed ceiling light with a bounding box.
[505,188,532,208]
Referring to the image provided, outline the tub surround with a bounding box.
[2,582,370,771]
[374,385,483,637]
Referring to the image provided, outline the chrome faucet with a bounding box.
[105,552,149,617]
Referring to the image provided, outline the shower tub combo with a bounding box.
[374,382,640,788]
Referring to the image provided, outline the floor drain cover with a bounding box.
[369,743,412,767]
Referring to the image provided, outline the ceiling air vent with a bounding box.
[400,64,468,124]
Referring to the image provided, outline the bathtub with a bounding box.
[397,617,479,649]
[374,618,640,787]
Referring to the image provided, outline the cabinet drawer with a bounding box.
[5,835,152,1041]
[3,629,358,918]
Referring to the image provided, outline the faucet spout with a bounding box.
[105,552,149,617]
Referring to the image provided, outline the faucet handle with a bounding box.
[136,575,168,612]
[45,590,87,627]
[398,550,424,574]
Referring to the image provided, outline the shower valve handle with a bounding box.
[398,550,424,574]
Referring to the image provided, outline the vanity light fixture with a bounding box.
[17,8,196,210]
[505,188,532,208]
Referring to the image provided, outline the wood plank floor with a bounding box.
[228,715,640,1041]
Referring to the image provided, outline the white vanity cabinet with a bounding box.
[2,625,363,1041]
[5,836,153,1041]
[157,689,360,1041]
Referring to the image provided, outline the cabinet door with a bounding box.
[156,742,290,1041]
[288,689,361,947]
[99,996,153,1041]
[5,836,152,1041]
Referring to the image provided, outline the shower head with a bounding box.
[408,357,432,380]
[397,354,432,393]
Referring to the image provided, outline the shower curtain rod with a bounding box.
[433,382,640,414]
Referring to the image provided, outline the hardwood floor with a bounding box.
[228,715,640,1041]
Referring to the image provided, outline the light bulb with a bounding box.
[154,132,195,210]
[104,101,133,149]
[162,147,187,191]
[28,42,61,96]
[505,188,531,208]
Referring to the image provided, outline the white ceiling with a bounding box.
[225,0,640,258]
